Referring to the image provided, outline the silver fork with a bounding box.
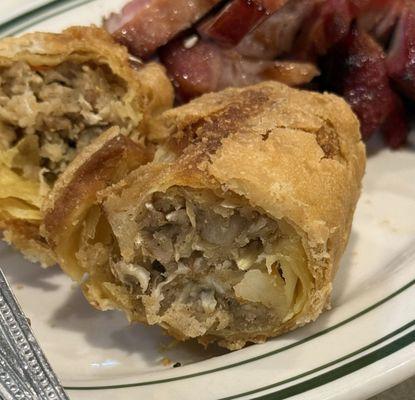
[0,268,69,400]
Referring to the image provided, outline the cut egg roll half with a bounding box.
[0,26,173,265]
[43,82,365,349]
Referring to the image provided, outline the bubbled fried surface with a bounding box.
[0,26,173,265]
[43,81,365,349]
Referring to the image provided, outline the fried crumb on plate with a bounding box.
[161,357,173,366]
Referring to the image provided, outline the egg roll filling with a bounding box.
[0,60,138,185]
[105,186,312,340]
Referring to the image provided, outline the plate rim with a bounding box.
[0,0,94,37]
[0,2,414,399]
[219,326,415,400]
[63,279,415,391]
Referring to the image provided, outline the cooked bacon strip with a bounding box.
[327,26,401,140]
[159,36,319,101]
[387,3,415,100]
[104,0,220,58]
[198,0,289,47]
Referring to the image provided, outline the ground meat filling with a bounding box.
[110,187,307,339]
[0,60,135,183]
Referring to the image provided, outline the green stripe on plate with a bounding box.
[64,279,414,390]
[0,0,94,37]
[221,321,415,400]
[1,1,414,394]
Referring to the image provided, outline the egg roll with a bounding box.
[43,81,365,349]
[0,26,173,265]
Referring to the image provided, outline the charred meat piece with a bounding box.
[159,38,222,101]
[387,3,415,100]
[381,95,408,149]
[325,26,406,141]
[159,36,318,101]
[293,0,353,60]
[198,0,289,47]
[104,0,414,148]
[229,0,406,60]
[355,0,404,42]
[104,0,220,58]
[236,0,316,59]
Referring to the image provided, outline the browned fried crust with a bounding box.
[161,82,365,278]
[0,219,55,266]
[0,25,173,145]
[41,127,150,278]
[43,81,366,349]
[0,26,173,265]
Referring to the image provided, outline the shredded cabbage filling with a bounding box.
[108,187,312,339]
[0,60,137,184]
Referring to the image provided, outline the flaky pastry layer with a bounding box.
[0,26,173,265]
[43,81,365,348]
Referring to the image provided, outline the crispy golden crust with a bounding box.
[159,81,365,269]
[41,127,151,278]
[0,219,55,265]
[43,81,365,349]
[0,26,173,265]
[0,26,173,132]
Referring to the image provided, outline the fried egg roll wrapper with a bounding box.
[43,81,365,349]
[0,26,173,265]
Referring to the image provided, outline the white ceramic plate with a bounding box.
[0,1,414,399]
